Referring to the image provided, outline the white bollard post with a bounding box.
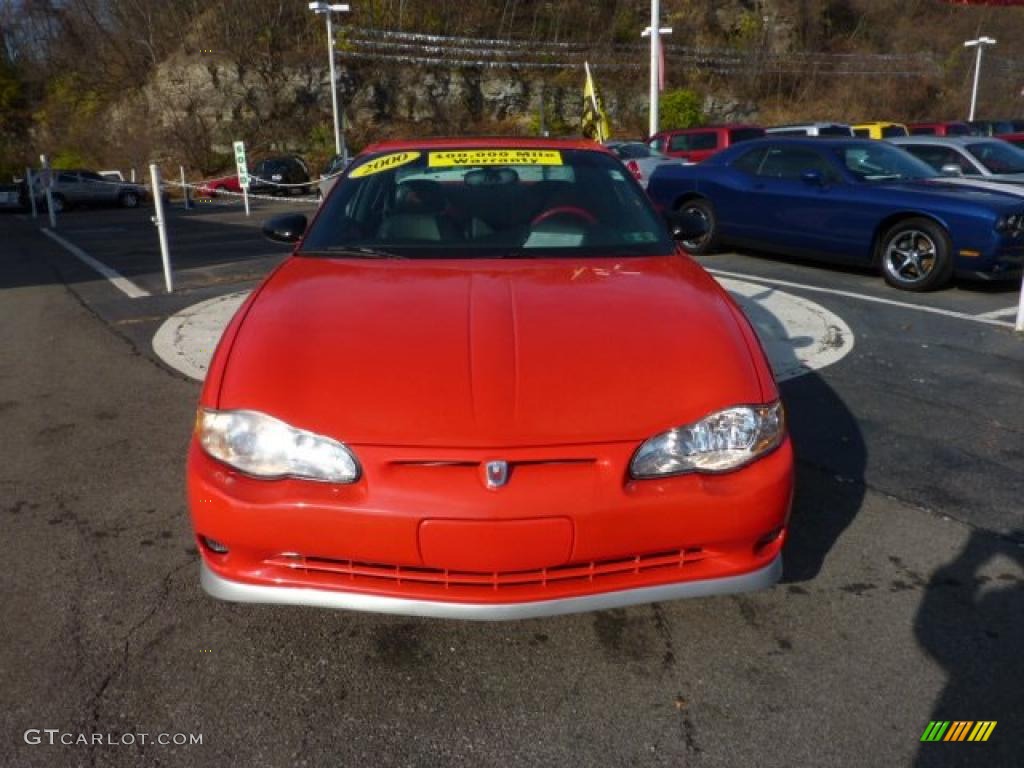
[149,164,174,293]
[40,154,56,229]
[1015,273,1024,332]
[180,165,191,210]
[25,167,38,219]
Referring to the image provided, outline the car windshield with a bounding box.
[301,148,673,259]
[966,141,1024,174]
[881,125,908,137]
[836,143,938,182]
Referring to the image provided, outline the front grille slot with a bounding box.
[267,547,708,592]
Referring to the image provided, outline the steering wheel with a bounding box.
[531,206,598,226]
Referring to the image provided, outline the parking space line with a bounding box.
[705,268,1016,330]
[41,227,150,299]
[974,305,1019,320]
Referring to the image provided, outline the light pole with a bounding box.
[964,36,996,122]
[641,0,672,138]
[309,2,350,160]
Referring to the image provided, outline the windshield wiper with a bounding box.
[302,246,407,259]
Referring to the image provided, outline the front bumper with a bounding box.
[188,436,793,617]
[200,554,782,620]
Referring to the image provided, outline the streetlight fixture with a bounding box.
[641,0,672,137]
[964,35,996,122]
[309,2,350,161]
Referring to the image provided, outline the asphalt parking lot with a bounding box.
[1,200,1021,767]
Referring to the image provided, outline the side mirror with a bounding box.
[940,163,964,177]
[664,209,708,242]
[261,214,307,244]
[801,169,824,186]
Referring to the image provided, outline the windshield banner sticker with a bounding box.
[428,149,563,167]
[349,152,421,178]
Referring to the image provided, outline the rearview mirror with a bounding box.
[940,163,964,177]
[664,210,708,242]
[261,214,308,244]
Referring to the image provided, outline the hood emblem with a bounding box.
[483,460,510,489]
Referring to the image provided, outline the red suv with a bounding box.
[907,122,974,137]
[647,125,765,163]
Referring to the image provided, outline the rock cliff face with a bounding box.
[118,1,782,162]
[136,52,754,159]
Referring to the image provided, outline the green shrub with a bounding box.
[660,89,704,131]
[51,149,91,169]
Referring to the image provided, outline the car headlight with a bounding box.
[630,402,785,478]
[996,213,1024,235]
[196,408,360,483]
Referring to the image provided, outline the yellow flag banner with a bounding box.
[581,62,611,142]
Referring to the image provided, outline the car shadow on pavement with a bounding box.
[778,372,866,583]
[727,282,867,583]
[912,530,1023,767]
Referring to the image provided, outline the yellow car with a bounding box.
[851,122,909,139]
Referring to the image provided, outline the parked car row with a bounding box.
[645,136,1024,291]
[197,155,314,198]
[648,117,1024,164]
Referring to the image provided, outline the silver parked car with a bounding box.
[888,136,1024,184]
[26,169,148,212]
[765,122,855,137]
[603,140,688,189]
[318,154,351,200]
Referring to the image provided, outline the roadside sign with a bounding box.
[233,141,250,189]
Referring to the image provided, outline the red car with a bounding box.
[187,138,794,619]
[648,125,765,163]
[195,175,242,198]
[907,121,973,136]
[998,132,1024,150]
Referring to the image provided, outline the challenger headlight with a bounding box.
[630,402,785,478]
[996,213,1024,235]
[197,409,360,483]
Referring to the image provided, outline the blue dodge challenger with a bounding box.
[646,137,1024,290]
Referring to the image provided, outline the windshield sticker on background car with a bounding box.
[428,149,563,167]
[349,151,421,178]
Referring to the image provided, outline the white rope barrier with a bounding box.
[162,178,320,205]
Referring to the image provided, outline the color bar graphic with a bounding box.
[968,722,997,742]
[944,721,973,741]
[921,721,996,742]
[921,721,950,742]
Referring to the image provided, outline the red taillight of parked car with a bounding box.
[626,160,643,182]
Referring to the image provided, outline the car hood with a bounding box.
[217,255,764,448]
[920,176,1024,197]
[879,178,1024,207]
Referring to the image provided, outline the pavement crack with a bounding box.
[85,559,192,766]
[649,603,677,669]
[673,695,703,762]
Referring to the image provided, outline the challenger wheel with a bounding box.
[676,198,719,255]
[878,217,953,292]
